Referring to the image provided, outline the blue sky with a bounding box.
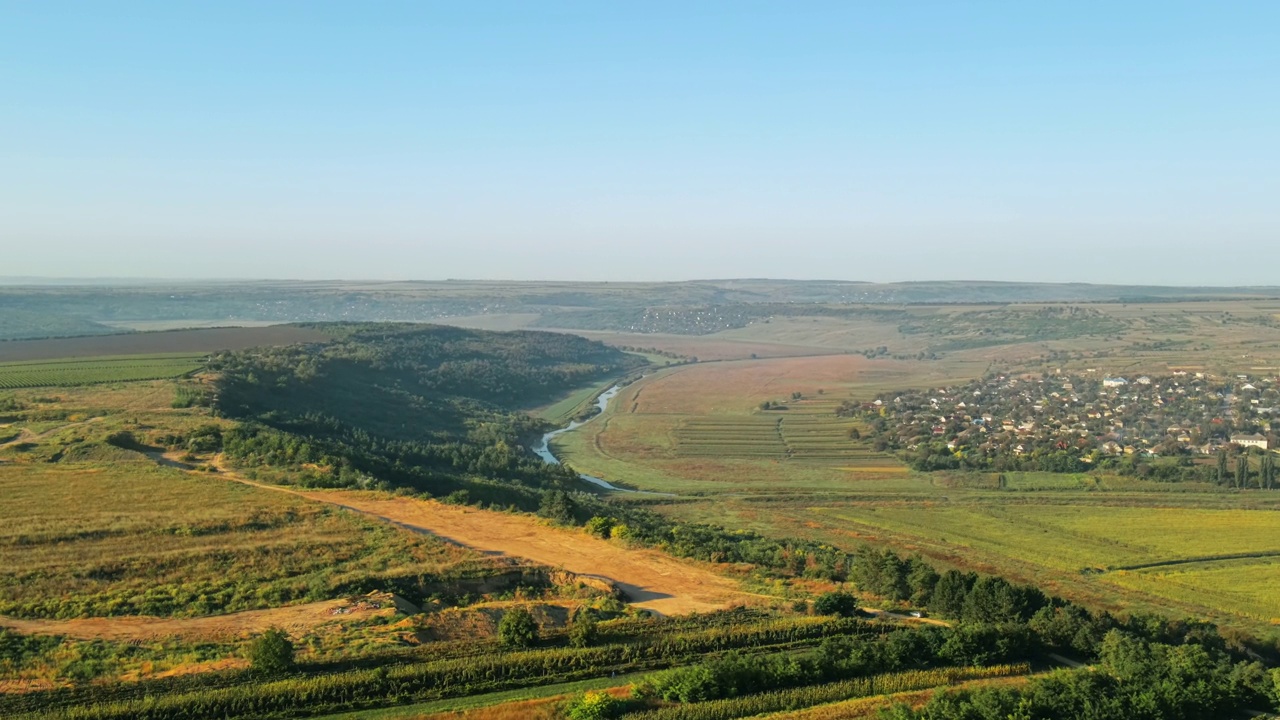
[2,2,1277,283]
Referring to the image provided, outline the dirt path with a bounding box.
[191,454,755,615]
[1,417,105,450]
[0,596,395,642]
[294,490,756,615]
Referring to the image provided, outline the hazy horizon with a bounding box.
[4,2,1278,284]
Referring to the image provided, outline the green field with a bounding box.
[0,354,207,388]
[534,377,619,423]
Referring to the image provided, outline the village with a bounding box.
[858,370,1279,477]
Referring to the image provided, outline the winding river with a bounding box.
[532,385,661,494]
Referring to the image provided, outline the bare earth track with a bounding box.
[197,455,754,615]
[292,490,755,615]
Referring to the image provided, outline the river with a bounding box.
[532,384,663,494]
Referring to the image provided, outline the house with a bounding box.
[1136,376,1152,385]
[1231,434,1269,450]
[1103,377,1128,388]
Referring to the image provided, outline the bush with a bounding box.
[569,614,599,648]
[585,515,616,538]
[497,607,538,648]
[813,591,859,617]
[104,431,140,450]
[565,690,621,720]
[248,628,294,675]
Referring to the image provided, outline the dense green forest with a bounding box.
[211,324,644,505]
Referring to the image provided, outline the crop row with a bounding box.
[0,358,205,389]
[621,664,1033,720]
[8,616,869,718]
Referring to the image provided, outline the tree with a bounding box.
[930,570,972,618]
[248,627,294,674]
[568,613,599,648]
[1217,450,1229,485]
[906,555,940,607]
[497,607,538,648]
[539,490,577,525]
[1236,454,1250,489]
[813,590,860,617]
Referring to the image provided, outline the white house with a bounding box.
[1103,377,1128,388]
[1231,434,1269,450]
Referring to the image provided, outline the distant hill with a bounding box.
[212,323,645,506]
[2,279,1279,341]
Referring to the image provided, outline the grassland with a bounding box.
[0,381,503,684]
[533,376,619,423]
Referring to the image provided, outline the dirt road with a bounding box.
[295,490,755,616]
[144,452,756,617]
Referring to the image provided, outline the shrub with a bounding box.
[248,628,295,675]
[565,690,621,720]
[585,515,616,538]
[813,591,859,617]
[569,613,599,648]
[497,607,538,648]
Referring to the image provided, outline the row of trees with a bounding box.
[1215,449,1279,488]
[884,631,1277,719]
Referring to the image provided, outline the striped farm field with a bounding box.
[672,414,891,462]
[0,354,207,389]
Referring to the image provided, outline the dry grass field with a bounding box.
[0,457,477,621]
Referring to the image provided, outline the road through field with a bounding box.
[193,455,755,615]
[293,490,756,616]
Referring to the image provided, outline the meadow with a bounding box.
[0,380,506,686]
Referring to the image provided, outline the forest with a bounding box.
[209,323,645,506]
